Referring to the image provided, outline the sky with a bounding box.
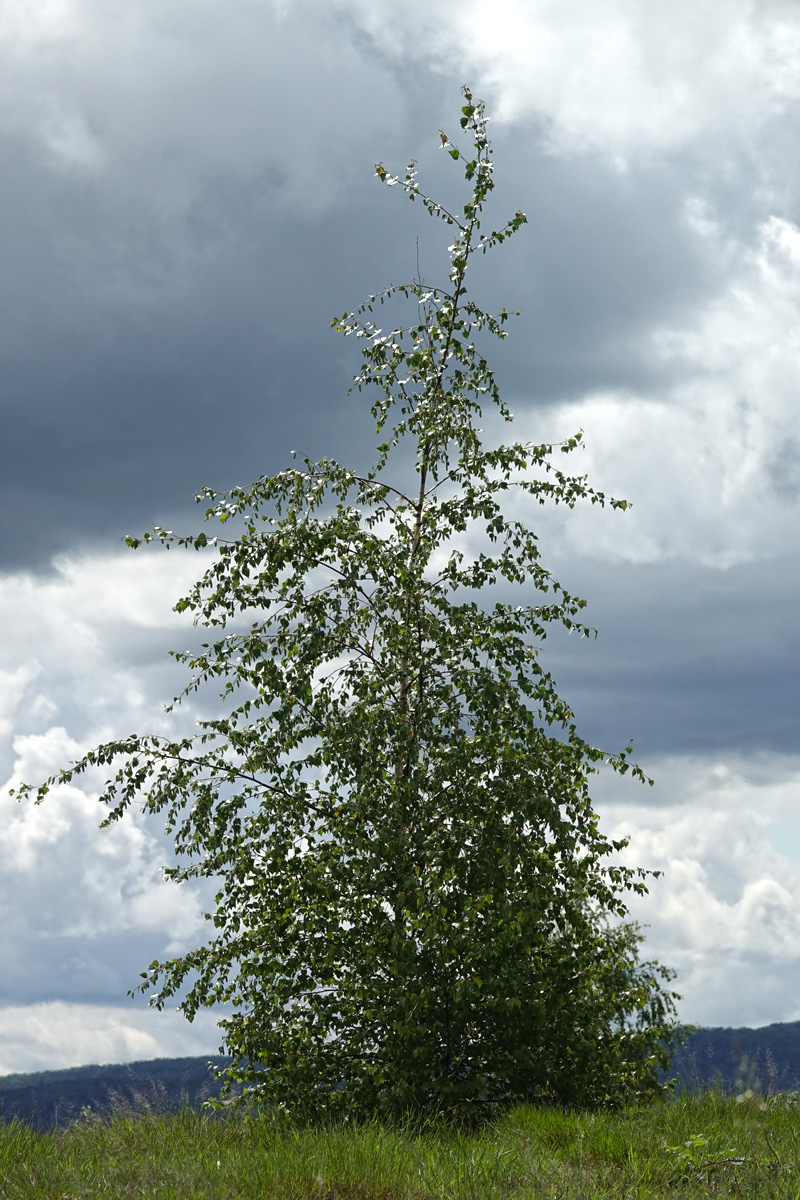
[1,0,800,1075]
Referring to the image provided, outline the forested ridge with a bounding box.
[2,1024,800,1130]
[0,1056,234,1130]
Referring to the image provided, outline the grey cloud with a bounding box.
[0,3,430,572]
[767,436,800,501]
[484,146,722,400]
[2,0,782,576]
[0,118,743,574]
[532,553,800,761]
[0,931,172,1008]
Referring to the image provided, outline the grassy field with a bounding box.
[1,1087,799,1199]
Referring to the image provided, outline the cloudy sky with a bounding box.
[1,0,800,1075]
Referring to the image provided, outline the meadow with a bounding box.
[1,1086,799,1199]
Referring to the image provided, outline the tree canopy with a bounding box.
[17,89,683,1120]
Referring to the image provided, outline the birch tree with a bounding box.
[18,90,681,1119]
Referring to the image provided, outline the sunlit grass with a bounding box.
[2,1087,799,1198]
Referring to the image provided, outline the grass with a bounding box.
[2,1087,800,1198]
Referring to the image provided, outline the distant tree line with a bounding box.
[670,1023,800,1095]
[0,1056,234,1131]
[3,1025,800,1131]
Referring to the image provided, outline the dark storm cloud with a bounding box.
[1,24,793,755]
[539,554,800,761]
[0,0,432,570]
[0,0,761,574]
[0,146,719,571]
[0,930,171,1007]
[477,141,728,401]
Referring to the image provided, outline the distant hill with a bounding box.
[3,1023,800,1129]
[0,1055,234,1130]
[670,1021,800,1094]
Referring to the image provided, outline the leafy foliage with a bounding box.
[16,90,682,1119]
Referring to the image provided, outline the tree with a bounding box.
[17,90,682,1120]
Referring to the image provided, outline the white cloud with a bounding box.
[1,769,206,947]
[338,0,800,158]
[0,1003,223,1076]
[0,664,41,739]
[1,728,210,973]
[0,0,78,50]
[0,550,218,1073]
[0,550,208,754]
[508,212,800,568]
[595,753,800,1027]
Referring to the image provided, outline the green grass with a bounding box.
[2,1088,800,1198]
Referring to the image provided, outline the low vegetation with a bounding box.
[2,1088,800,1199]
